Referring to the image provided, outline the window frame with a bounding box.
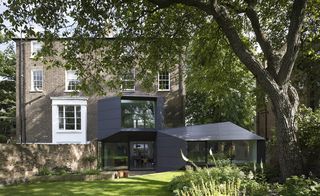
[158,71,171,91]
[65,70,80,92]
[51,97,87,144]
[30,68,43,92]
[121,69,135,92]
[58,105,81,131]
[121,99,156,129]
[30,41,42,58]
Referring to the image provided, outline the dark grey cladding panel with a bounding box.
[156,97,165,130]
[98,130,119,141]
[156,132,187,172]
[97,109,121,119]
[97,97,121,140]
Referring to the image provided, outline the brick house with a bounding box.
[14,38,264,171]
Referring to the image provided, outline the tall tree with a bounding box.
[1,0,317,178]
[0,35,16,142]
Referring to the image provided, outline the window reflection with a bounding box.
[103,143,128,170]
[121,99,156,129]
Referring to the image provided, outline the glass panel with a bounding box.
[65,117,75,130]
[68,80,79,90]
[158,71,170,90]
[130,142,154,170]
[58,106,64,129]
[121,99,155,129]
[187,142,206,163]
[66,70,79,90]
[233,141,257,163]
[57,105,82,131]
[103,143,128,170]
[207,141,237,164]
[32,41,42,56]
[122,69,135,90]
[32,70,43,90]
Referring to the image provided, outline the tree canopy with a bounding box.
[1,0,320,178]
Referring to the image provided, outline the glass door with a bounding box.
[130,142,154,170]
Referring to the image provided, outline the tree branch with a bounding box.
[209,4,280,96]
[148,0,280,95]
[278,0,307,85]
[148,0,211,14]
[245,1,278,78]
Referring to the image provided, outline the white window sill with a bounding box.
[122,89,135,92]
[158,89,170,92]
[56,130,83,133]
[30,90,43,93]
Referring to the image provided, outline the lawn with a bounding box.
[0,171,183,196]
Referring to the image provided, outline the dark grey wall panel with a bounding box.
[156,97,165,130]
[156,132,187,172]
[97,97,121,140]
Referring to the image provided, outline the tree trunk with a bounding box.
[270,85,304,180]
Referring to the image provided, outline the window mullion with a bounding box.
[63,106,66,130]
[74,106,76,130]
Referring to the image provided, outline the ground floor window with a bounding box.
[187,140,257,164]
[102,141,155,170]
[187,142,206,163]
[130,141,154,170]
[103,143,128,170]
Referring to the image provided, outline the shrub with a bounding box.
[279,176,320,196]
[296,105,320,162]
[169,150,271,195]
[175,179,242,196]
[37,167,52,176]
[168,165,244,192]
[0,134,7,143]
[52,166,72,175]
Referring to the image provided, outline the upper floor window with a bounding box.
[31,69,43,91]
[30,41,42,58]
[122,69,135,91]
[58,105,81,130]
[121,99,156,129]
[158,71,170,91]
[65,70,79,92]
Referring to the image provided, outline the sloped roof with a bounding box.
[159,122,264,141]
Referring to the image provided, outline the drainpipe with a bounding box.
[18,32,26,144]
[22,37,26,143]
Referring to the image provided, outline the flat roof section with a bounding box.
[159,122,264,141]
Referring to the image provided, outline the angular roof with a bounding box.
[159,122,264,141]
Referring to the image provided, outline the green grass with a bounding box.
[0,171,183,196]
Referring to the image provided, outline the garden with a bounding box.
[0,171,182,196]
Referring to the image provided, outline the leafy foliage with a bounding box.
[170,153,320,196]
[186,23,255,129]
[0,35,16,142]
[296,105,320,163]
[279,176,320,196]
